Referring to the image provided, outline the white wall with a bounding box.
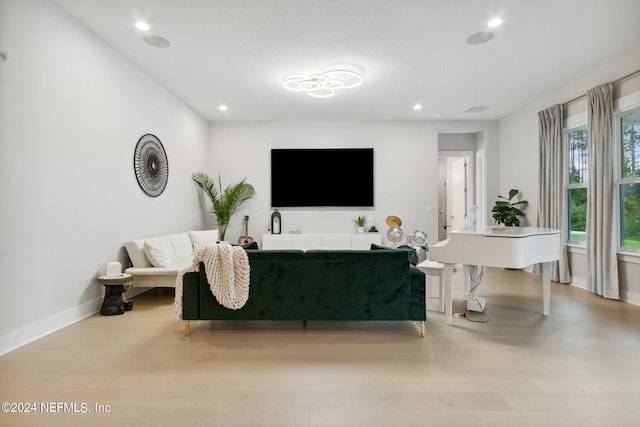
[438,133,477,151]
[207,120,499,246]
[0,0,209,354]
[499,47,640,301]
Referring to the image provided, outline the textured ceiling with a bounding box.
[54,0,640,121]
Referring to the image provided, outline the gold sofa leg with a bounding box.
[412,321,425,337]
[185,321,190,337]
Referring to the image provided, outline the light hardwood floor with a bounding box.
[2,267,640,427]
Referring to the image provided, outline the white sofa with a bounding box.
[124,230,219,288]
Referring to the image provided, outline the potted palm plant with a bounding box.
[491,188,528,226]
[192,172,256,241]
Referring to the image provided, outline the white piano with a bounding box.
[428,227,561,324]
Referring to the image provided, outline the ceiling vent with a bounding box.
[464,105,491,113]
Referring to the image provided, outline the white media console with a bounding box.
[262,233,382,250]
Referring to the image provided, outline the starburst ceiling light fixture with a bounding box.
[283,69,363,98]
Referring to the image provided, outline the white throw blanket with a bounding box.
[174,242,250,320]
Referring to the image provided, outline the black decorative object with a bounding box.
[100,284,131,315]
[271,209,281,234]
[134,134,168,197]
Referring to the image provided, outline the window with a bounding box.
[566,128,588,244]
[618,109,640,251]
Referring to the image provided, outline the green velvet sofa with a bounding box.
[181,248,426,336]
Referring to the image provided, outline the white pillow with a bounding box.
[169,233,194,259]
[189,230,219,250]
[171,255,194,271]
[143,238,175,268]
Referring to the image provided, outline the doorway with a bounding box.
[438,151,474,240]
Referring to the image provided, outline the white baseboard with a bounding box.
[0,297,101,356]
[0,287,158,356]
[621,290,640,307]
[569,276,640,306]
[569,276,588,291]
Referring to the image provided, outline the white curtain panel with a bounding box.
[586,82,619,299]
[536,104,571,283]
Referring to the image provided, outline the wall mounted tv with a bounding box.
[271,148,374,207]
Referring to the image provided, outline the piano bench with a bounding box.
[417,260,445,313]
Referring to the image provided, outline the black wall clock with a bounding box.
[133,133,168,197]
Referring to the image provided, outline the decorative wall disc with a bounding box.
[133,134,168,197]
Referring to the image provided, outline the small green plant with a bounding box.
[352,215,368,227]
[491,188,528,226]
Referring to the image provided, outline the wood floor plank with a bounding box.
[1,267,640,426]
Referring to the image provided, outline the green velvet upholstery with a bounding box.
[182,271,200,320]
[181,248,426,326]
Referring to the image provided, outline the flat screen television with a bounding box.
[271,148,374,207]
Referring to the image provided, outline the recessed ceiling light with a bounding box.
[135,21,150,31]
[413,104,423,111]
[218,104,228,112]
[488,17,503,28]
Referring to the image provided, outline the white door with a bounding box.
[447,158,467,235]
[437,158,447,240]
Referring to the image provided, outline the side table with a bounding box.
[97,273,133,315]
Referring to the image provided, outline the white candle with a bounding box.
[106,261,122,277]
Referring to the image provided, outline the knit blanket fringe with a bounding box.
[175,242,250,320]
